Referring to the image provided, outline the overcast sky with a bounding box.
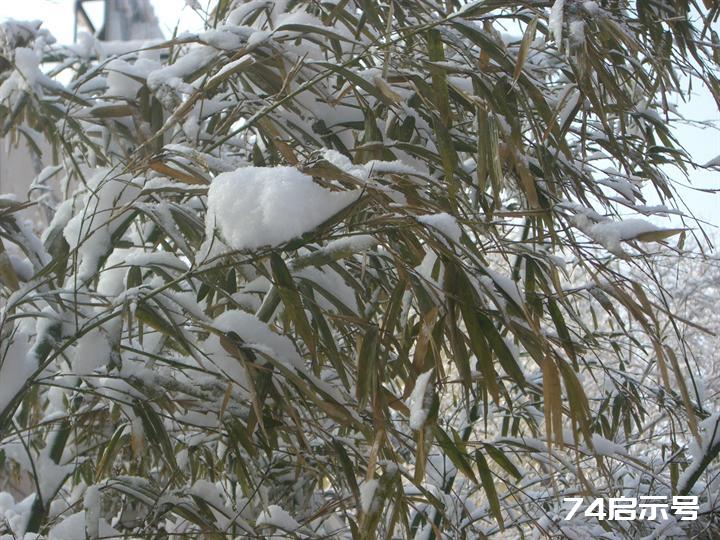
[1,0,718,230]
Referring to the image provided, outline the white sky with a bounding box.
[0,0,718,229]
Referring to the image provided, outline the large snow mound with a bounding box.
[206,166,360,251]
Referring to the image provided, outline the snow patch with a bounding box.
[407,369,434,430]
[359,479,379,513]
[256,504,300,531]
[572,215,668,253]
[205,166,360,252]
[417,213,462,244]
[549,0,565,46]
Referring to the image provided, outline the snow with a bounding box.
[365,159,423,177]
[200,26,254,51]
[36,450,75,505]
[481,267,523,307]
[0,331,38,415]
[105,57,158,99]
[232,275,271,312]
[572,215,671,253]
[228,1,273,26]
[597,174,640,203]
[256,504,300,531]
[211,309,303,371]
[274,10,354,42]
[247,29,272,49]
[0,19,44,49]
[214,56,253,78]
[703,154,720,168]
[47,509,120,540]
[407,369,434,430]
[591,434,628,457]
[83,485,100,539]
[0,435,74,521]
[321,234,377,255]
[549,0,565,46]
[14,47,43,87]
[415,251,442,291]
[582,1,601,15]
[62,170,141,281]
[0,492,35,537]
[72,328,111,376]
[147,45,216,97]
[417,213,462,244]
[41,199,74,244]
[189,479,227,510]
[359,479,379,513]
[165,46,213,79]
[569,21,585,46]
[0,43,61,106]
[295,266,359,314]
[3,241,32,281]
[323,149,426,180]
[124,251,188,270]
[678,412,720,493]
[205,166,360,252]
[96,248,132,298]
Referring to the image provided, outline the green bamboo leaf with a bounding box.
[459,300,500,402]
[270,252,317,357]
[356,325,379,408]
[475,450,505,530]
[96,424,129,481]
[433,426,477,483]
[514,17,538,83]
[133,401,179,472]
[477,312,526,389]
[484,444,522,481]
